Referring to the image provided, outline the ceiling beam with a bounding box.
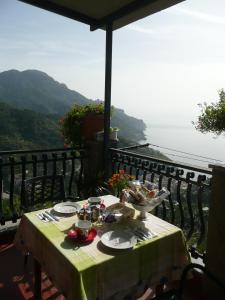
[90,0,159,31]
[19,0,98,27]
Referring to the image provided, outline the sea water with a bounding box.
[144,124,225,168]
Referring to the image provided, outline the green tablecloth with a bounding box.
[14,195,189,300]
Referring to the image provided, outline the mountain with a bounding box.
[0,69,146,141]
[111,108,146,142]
[0,102,168,161]
[0,69,91,114]
[0,102,62,150]
[0,69,169,160]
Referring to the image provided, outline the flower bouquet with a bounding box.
[108,170,134,197]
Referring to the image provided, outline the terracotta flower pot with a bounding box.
[81,114,104,140]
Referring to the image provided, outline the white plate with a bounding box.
[88,197,101,204]
[101,230,137,249]
[53,201,80,214]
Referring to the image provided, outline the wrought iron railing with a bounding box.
[109,147,212,255]
[0,144,213,256]
[0,147,86,226]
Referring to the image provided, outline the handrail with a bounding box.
[118,143,150,150]
[110,147,212,175]
[0,147,85,156]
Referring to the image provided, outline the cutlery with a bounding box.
[135,228,156,240]
[147,228,157,237]
[42,212,54,221]
[134,229,149,241]
[45,211,59,221]
[134,230,146,241]
[36,213,49,222]
[139,229,152,238]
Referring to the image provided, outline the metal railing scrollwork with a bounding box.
[109,147,212,255]
[0,147,86,226]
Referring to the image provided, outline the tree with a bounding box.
[194,89,225,135]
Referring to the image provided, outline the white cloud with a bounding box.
[80,57,104,65]
[174,7,225,25]
[127,24,155,35]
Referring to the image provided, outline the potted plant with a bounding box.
[60,103,104,146]
[95,127,119,141]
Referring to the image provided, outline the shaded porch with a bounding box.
[1,0,225,299]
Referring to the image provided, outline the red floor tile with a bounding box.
[0,233,65,300]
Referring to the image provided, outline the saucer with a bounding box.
[67,228,97,243]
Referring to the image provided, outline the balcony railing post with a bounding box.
[205,164,225,298]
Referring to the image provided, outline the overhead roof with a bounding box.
[19,0,185,30]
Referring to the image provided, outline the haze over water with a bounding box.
[144,123,225,168]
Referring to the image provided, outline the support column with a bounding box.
[83,139,118,195]
[205,164,225,298]
[103,23,113,180]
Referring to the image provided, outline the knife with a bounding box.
[44,211,59,221]
[41,212,54,222]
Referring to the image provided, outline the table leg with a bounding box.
[155,283,164,295]
[33,258,41,300]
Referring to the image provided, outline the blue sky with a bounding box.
[1,0,225,127]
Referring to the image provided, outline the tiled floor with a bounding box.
[0,231,208,300]
[0,231,65,300]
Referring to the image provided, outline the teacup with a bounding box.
[88,197,101,205]
[77,220,92,237]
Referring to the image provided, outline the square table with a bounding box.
[14,195,189,300]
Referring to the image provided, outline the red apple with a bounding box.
[68,229,77,238]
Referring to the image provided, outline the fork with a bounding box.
[36,213,49,222]
[146,228,157,237]
[135,228,156,240]
[134,229,150,241]
[134,230,147,241]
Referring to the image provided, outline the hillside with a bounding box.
[0,69,146,141]
[0,102,169,161]
[0,68,169,160]
[0,69,170,160]
[0,69,90,114]
[0,102,62,150]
